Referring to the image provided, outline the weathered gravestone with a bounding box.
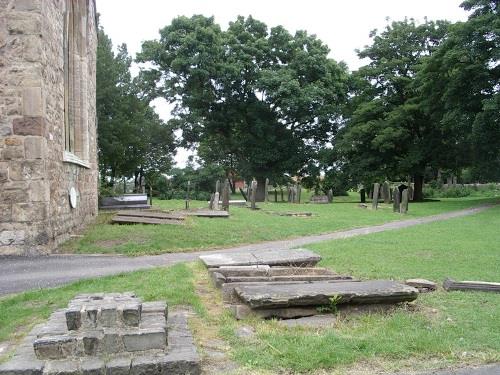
[213,192,220,210]
[234,280,418,309]
[392,187,400,212]
[222,179,230,211]
[360,188,366,203]
[185,180,191,210]
[199,248,321,268]
[382,181,391,204]
[250,180,258,210]
[327,189,333,203]
[297,184,302,203]
[215,180,220,194]
[0,293,200,375]
[264,178,269,202]
[372,183,380,210]
[400,189,409,214]
[310,195,329,204]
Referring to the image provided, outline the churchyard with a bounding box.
[1,194,499,374]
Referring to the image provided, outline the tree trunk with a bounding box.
[412,174,424,202]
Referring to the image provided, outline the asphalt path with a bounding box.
[0,204,493,296]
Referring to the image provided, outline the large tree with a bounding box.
[336,19,449,200]
[418,0,500,182]
[137,15,348,199]
[96,27,175,189]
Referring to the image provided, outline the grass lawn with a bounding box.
[1,205,499,372]
[62,194,499,256]
[217,205,500,373]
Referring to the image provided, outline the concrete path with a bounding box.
[0,204,493,296]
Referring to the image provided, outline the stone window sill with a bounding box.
[63,151,90,169]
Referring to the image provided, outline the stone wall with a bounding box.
[0,0,98,255]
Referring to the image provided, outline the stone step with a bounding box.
[234,280,418,309]
[200,248,321,268]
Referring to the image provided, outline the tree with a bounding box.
[96,27,176,190]
[336,19,449,200]
[137,15,348,199]
[418,0,500,182]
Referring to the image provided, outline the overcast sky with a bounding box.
[97,0,469,167]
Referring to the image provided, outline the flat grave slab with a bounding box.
[112,215,184,225]
[186,210,230,218]
[199,248,321,268]
[235,280,418,309]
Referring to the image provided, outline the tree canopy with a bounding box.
[96,27,175,189]
[137,15,349,185]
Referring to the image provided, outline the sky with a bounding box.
[97,0,469,167]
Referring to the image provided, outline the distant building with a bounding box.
[0,0,98,254]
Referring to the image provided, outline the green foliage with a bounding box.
[97,27,175,186]
[418,0,500,181]
[424,183,500,198]
[336,19,450,200]
[137,16,349,181]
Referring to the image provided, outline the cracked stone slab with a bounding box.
[235,280,419,309]
[199,248,321,268]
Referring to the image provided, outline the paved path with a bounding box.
[0,204,493,296]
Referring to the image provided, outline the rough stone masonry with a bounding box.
[0,292,201,375]
[0,0,98,255]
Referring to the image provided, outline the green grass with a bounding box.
[0,263,203,362]
[63,194,499,256]
[222,205,500,373]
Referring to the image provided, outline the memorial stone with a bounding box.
[400,189,408,214]
[392,187,400,212]
[372,183,380,210]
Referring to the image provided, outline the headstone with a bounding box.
[400,189,408,214]
[222,179,230,211]
[287,185,292,202]
[274,186,278,202]
[213,192,220,210]
[392,187,400,212]
[382,181,390,204]
[185,181,191,210]
[297,184,302,203]
[264,178,269,202]
[360,188,366,203]
[372,183,380,210]
[215,180,220,194]
[327,189,333,203]
[408,184,414,201]
[250,180,257,210]
[309,195,329,204]
[208,193,215,210]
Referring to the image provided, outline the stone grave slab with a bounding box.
[309,195,329,204]
[210,266,353,288]
[0,293,200,375]
[186,210,230,218]
[235,280,418,309]
[200,248,321,268]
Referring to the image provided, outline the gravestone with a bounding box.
[185,181,191,210]
[208,193,215,210]
[250,180,257,210]
[0,293,200,375]
[327,189,333,203]
[215,180,220,194]
[199,248,321,268]
[235,280,418,309]
[264,178,269,202]
[360,188,366,203]
[392,187,400,212]
[297,184,302,203]
[310,195,329,204]
[382,181,390,204]
[400,189,408,214]
[222,180,230,211]
[213,192,220,210]
[408,184,414,201]
[372,183,380,210]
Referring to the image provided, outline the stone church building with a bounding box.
[0,0,98,254]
